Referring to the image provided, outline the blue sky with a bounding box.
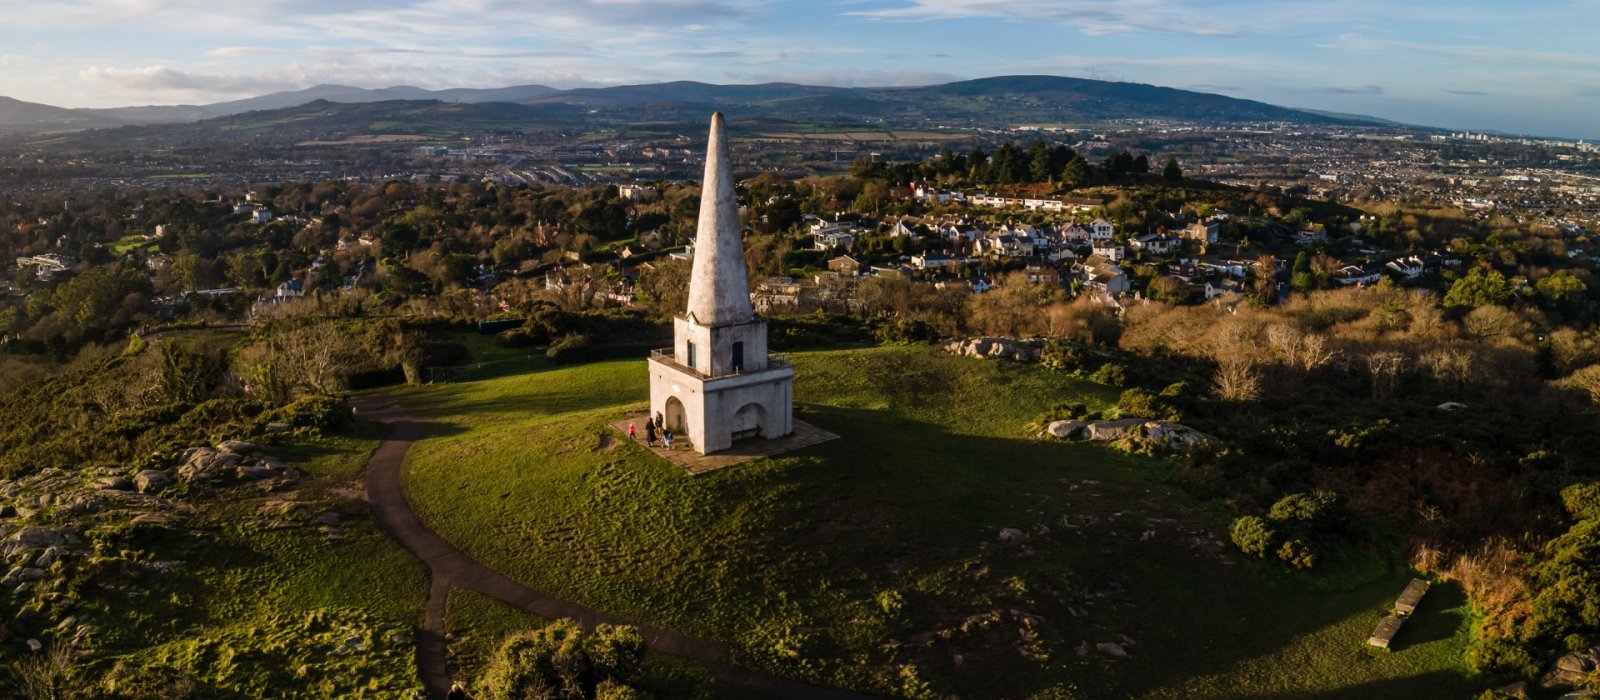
[1,0,1597,138]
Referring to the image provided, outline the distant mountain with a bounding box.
[0,75,1390,139]
[0,96,117,133]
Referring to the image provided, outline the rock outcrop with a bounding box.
[944,337,1041,362]
[1043,418,1212,452]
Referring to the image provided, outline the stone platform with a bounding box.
[608,411,838,476]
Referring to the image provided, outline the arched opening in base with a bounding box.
[732,402,766,441]
[664,396,687,435]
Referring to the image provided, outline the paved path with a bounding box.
[357,399,875,700]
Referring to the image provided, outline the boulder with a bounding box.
[1046,420,1087,439]
[1544,646,1600,688]
[177,448,242,482]
[1095,642,1129,658]
[33,546,64,568]
[97,477,134,491]
[236,465,278,480]
[217,440,258,455]
[8,527,65,548]
[1085,419,1147,441]
[998,528,1028,542]
[133,470,172,494]
[265,422,292,434]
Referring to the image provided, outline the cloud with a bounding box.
[1443,88,1489,96]
[1325,34,1600,70]
[1322,84,1386,95]
[850,0,1244,36]
[722,68,959,87]
[78,65,302,96]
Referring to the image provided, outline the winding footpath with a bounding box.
[357,399,875,700]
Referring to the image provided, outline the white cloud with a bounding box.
[721,68,958,87]
[849,0,1244,36]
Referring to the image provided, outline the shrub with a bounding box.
[1090,363,1128,387]
[1467,635,1540,678]
[876,590,906,617]
[1230,516,1276,557]
[873,319,937,344]
[478,619,646,700]
[1276,538,1318,570]
[1267,491,1342,524]
[1562,482,1600,522]
[1112,388,1178,421]
[261,395,349,432]
[546,333,593,363]
[1040,341,1084,372]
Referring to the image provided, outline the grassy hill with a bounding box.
[393,345,1475,698]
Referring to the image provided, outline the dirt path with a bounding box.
[357,399,875,700]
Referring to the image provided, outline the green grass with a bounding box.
[396,345,1477,697]
[89,422,430,697]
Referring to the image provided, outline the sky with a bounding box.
[0,0,1597,138]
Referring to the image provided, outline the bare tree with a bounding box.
[1366,351,1407,400]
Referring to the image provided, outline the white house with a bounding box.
[1386,256,1426,279]
[1091,242,1126,262]
[1130,233,1179,256]
[251,208,274,224]
[813,230,855,251]
[1075,255,1131,295]
[1090,218,1116,242]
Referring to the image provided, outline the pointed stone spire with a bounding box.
[685,112,755,326]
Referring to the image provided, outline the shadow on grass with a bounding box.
[1391,581,1467,652]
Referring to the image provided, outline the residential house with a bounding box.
[890,219,923,240]
[1091,242,1126,262]
[911,252,959,271]
[1205,278,1243,300]
[1062,224,1093,244]
[1181,219,1221,244]
[1074,255,1130,295]
[1296,223,1328,247]
[813,229,856,252]
[1332,264,1384,286]
[1090,218,1116,242]
[275,279,304,300]
[1130,233,1178,256]
[1025,264,1061,286]
[1063,196,1103,214]
[828,255,864,276]
[251,208,274,224]
[1386,256,1426,279]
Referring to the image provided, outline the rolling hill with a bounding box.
[0,75,1387,143]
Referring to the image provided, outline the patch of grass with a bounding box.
[396,345,1476,697]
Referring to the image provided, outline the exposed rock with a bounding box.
[25,638,40,652]
[134,470,172,494]
[1543,645,1600,688]
[1495,681,1530,699]
[8,527,65,548]
[1045,417,1214,452]
[944,337,1041,362]
[236,465,279,480]
[217,440,258,455]
[177,448,242,482]
[1046,420,1087,439]
[265,422,292,434]
[998,528,1028,542]
[1437,401,1468,411]
[1095,642,1129,658]
[33,546,64,569]
[97,477,134,491]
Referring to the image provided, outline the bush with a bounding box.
[1112,388,1178,421]
[1467,635,1540,678]
[260,395,349,432]
[1090,363,1128,387]
[1040,341,1084,372]
[1230,516,1276,557]
[478,619,646,700]
[873,319,937,344]
[1562,482,1600,522]
[1276,538,1318,570]
[1267,491,1342,524]
[546,333,593,363]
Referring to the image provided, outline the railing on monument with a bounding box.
[650,348,790,379]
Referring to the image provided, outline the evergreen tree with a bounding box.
[1162,157,1183,182]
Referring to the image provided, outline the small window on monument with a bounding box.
[732,342,744,372]
[687,342,697,370]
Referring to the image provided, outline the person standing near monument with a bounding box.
[645,421,657,447]
[664,431,674,450]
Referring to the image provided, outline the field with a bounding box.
[394,345,1478,697]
